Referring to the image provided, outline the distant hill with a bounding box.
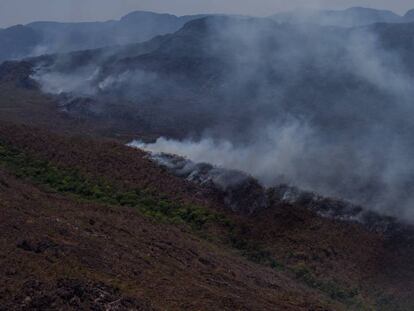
[271,7,414,27]
[405,9,414,20]
[0,11,207,63]
[1,7,414,63]
[0,25,43,61]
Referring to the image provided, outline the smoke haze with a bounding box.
[31,15,414,222]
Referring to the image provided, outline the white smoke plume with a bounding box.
[32,66,100,95]
[131,114,414,222]
[131,122,311,187]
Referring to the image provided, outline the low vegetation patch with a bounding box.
[0,142,230,230]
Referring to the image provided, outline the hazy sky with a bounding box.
[1,0,413,28]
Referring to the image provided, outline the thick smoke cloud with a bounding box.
[33,16,414,222]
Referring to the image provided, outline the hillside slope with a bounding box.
[0,167,336,310]
[0,124,341,310]
[0,124,413,310]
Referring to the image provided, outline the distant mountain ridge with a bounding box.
[0,11,208,62]
[1,7,414,63]
[271,6,414,27]
[405,9,414,20]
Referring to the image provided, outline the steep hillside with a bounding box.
[0,123,413,310]
[0,124,340,310]
[0,160,333,310]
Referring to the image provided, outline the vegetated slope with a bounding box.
[0,124,341,310]
[0,168,335,310]
[0,123,413,310]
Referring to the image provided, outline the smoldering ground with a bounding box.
[32,16,414,221]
